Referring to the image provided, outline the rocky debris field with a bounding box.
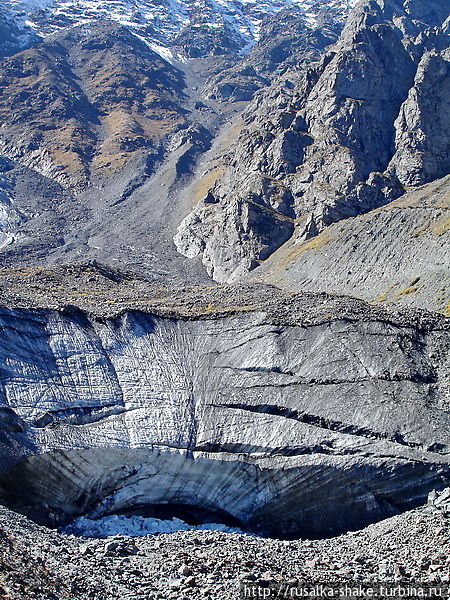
[0,492,449,600]
[0,262,447,330]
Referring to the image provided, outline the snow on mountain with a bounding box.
[2,0,357,53]
[0,4,39,56]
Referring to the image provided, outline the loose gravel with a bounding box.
[1,493,449,600]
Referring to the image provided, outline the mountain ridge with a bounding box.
[3,0,356,57]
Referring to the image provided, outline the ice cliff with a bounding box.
[0,284,449,538]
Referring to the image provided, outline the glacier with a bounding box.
[0,298,449,539]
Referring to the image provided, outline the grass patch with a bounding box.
[432,216,450,236]
[192,165,226,205]
[398,286,418,296]
[376,282,399,303]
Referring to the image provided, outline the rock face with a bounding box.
[388,46,450,186]
[0,158,24,251]
[175,0,450,282]
[0,280,449,539]
[0,0,377,280]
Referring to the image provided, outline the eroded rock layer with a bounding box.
[0,282,449,538]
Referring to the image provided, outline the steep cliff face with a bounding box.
[175,0,450,282]
[388,45,450,186]
[0,279,449,539]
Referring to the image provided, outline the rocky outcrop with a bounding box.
[0,158,24,250]
[0,275,449,538]
[428,487,450,512]
[175,0,450,282]
[388,47,450,186]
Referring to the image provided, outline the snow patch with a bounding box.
[2,0,358,54]
[10,0,54,9]
[148,43,175,63]
[132,33,175,63]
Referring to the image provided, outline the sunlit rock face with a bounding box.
[174,0,450,283]
[0,306,449,538]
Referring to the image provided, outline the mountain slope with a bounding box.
[250,175,450,313]
[175,0,450,283]
[0,21,190,189]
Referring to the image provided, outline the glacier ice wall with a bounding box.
[0,306,449,538]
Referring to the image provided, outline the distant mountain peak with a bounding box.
[2,0,357,55]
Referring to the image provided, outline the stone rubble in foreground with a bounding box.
[0,493,449,600]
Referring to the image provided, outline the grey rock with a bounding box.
[79,543,92,555]
[429,488,450,512]
[103,541,120,554]
[239,572,257,581]
[388,48,450,186]
[175,0,450,283]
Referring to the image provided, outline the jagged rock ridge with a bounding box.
[3,0,356,56]
[175,0,450,283]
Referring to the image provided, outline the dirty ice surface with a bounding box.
[62,514,246,537]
